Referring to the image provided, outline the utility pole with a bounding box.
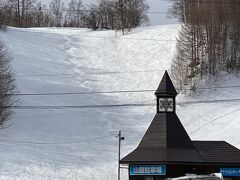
[116,130,124,180]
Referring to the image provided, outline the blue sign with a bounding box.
[220,168,240,177]
[130,165,166,176]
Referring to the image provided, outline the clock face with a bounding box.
[159,98,174,112]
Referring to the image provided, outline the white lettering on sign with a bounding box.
[133,166,162,174]
[129,165,166,176]
[221,169,240,175]
[220,168,240,177]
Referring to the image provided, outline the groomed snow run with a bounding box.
[0,24,239,179]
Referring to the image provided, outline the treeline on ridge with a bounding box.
[0,0,149,32]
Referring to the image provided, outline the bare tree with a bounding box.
[0,40,16,128]
[24,0,36,27]
[49,0,64,27]
[83,0,149,32]
[8,0,21,27]
[124,0,149,31]
[67,0,83,27]
[84,4,102,30]
[169,0,240,91]
[116,0,149,34]
[0,0,149,30]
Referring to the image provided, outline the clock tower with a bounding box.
[155,71,177,113]
[120,70,240,180]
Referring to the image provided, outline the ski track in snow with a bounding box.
[0,25,239,179]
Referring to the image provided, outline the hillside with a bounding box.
[0,24,239,179]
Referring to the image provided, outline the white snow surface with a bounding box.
[0,24,239,179]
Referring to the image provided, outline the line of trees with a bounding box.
[170,0,240,91]
[0,40,16,128]
[0,0,149,32]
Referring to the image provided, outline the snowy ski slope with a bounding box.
[0,24,239,179]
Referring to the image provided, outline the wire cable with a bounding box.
[190,108,240,135]
[189,0,240,5]
[11,69,166,78]
[0,134,114,145]
[14,73,73,77]
[4,84,240,96]
[3,103,155,109]
[8,90,155,96]
[0,98,240,110]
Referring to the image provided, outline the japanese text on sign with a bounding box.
[130,165,166,176]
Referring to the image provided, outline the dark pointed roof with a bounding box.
[120,71,240,165]
[120,113,203,164]
[138,113,195,149]
[120,72,201,164]
[120,113,240,164]
[155,71,177,96]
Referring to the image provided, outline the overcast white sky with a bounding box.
[145,0,178,25]
[42,0,178,25]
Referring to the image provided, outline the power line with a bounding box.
[178,98,240,105]
[2,103,155,109]
[190,108,240,135]
[88,69,165,74]
[1,98,240,110]
[14,73,73,77]
[12,69,166,77]
[0,104,239,146]
[40,8,240,14]
[0,134,114,145]
[160,0,240,5]
[5,85,240,96]
[193,85,240,90]
[189,0,240,5]
[8,90,154,96]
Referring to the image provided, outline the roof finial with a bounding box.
[155,70,177,96]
